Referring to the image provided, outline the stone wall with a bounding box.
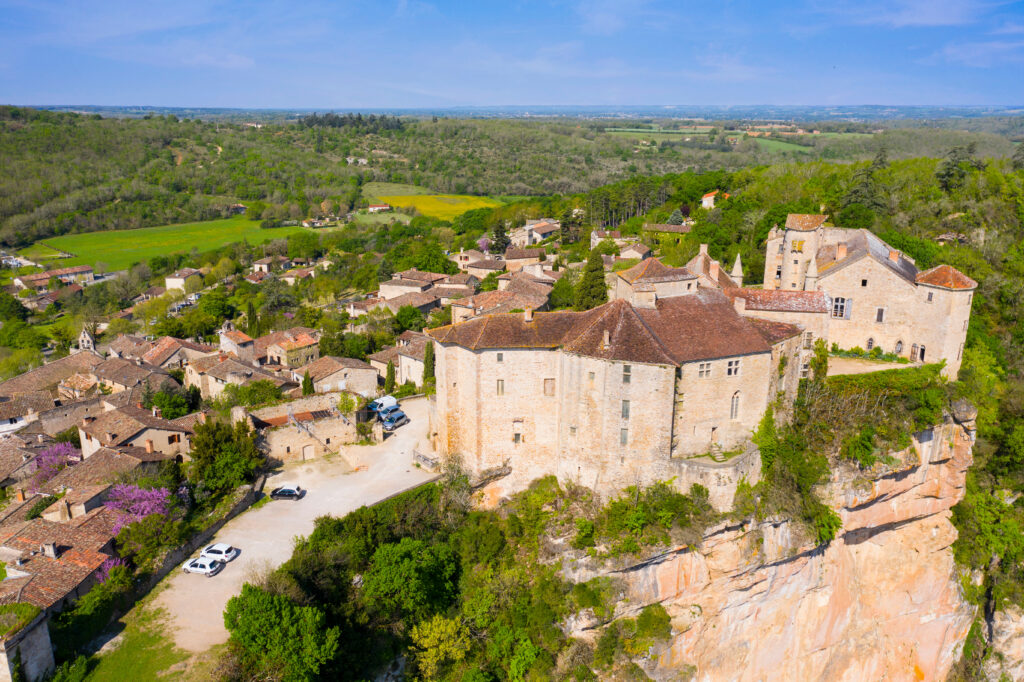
[0,613,54,682]
[34,397,109,436]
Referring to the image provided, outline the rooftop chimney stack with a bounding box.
[42,542,57,559]
[733,296,747,314]
[889,249,900,263]
[837,243,848,260]
[145,439,154,454]
[523,309,533,323]
[16,488,24,503]
[699,243,709,256]
[602,329,611,350]
[709,260,720,282]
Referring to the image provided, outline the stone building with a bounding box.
[78,406,193,458]
[266,333,320,368]
[164,267,202,291]
[427,290,802,501]
[185,355,295,400]
[762,214,976,377]
[368,331,431,388]
[244,393,359,464]
[291,356,378,396]
[503,248,546,274]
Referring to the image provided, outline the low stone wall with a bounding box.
[0,613,54,682]
[662,449,762,511]
[141,476,262,592]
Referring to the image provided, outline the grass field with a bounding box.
[753,138,814,153]
[377,194,502,221]
[361,182,434,199]
[18,242,68,264]
[25,216,308,271]
[350,211,412,226]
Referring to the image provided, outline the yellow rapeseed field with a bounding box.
[377,194,501,221]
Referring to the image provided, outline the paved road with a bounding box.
[153,398,437,653]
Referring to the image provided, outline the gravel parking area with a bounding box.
[152,397,437,653]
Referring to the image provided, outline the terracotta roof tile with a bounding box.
[616,258,696,284]
[785,214,829,231]
[915,264,977,290]
[725,288,830,313]
[747,317,802,344]
[504,248,546,261]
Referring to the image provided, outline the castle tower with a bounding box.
[804,257,819,291]
[730,253,743,287]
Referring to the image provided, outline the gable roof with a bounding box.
[80,406,192,446]
[395,268,449,283]
[915,264,977,290]
[530,222,561,236]
[296,356,373,382]
[725,288,830,314]
[747,317,802,345]
[815,229,919,285]
[141,337,214,367]
[616,258,696,285]
[429,290,772,365]
[253,327,317,358]
[169,268,200,279]
[504,248,546,261]
[643,223,692,234]
[785,214,829,231]
[0,352,103,399]
[0,393,54,421]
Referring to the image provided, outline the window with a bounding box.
[775,266,782,279]
[895,340,903,354]
[620,428,628,445]
[727,360,741,376]
[831,297,847,319]
[778,243,785,254]
[730,392,740,420]
[792,240,804,253]
[621,400,630,419]
[622,365,631,384]
[876,308,885,323]
[918,345,926,362]
[326,438,331,444]
[861,279,868,287]
[687,282,693,290]
[7,418,15,425]
[286,446,291,453]
[698,362,712,378]
[570,426,576,436]
[544,378,555,396]
[513,433,521,444]
[496,352,503,363]
[800,362,810,379]
[911,343,918,360]
[588,371,595,382]
[802,331,813,349]
[168,434,180,444]
[791,283,797,288]
[496,379,504,396]
[866,338,874,350]
[927,292,933,303]
[793,259,799,265]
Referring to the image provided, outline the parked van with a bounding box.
[368,395,398,414]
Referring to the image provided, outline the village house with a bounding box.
[23,284,82,312]
[449,249,487,271]
[367,204,391,213]
[252,327,319,366]
[131,285,166,305]
[13,265,94,292]
[0,433,55,489]
[368,330,431,387]
[762,214,976,376]
[90,357,177,395]
[503,248,546,274]
[0,352,103,401]
[427,290,802,500]
[140,336,215,369]
[641,222,693,243]
[242,393,359,464]
[219,326,256,364]
[281,268,315,286]
[511,219,561,247]
[78,405,193,458]
[251,255,291,274]
[611,258,699,306]
[266,333,320,368]
[590,230,622,249]
[185,354,296,400]
[620,243,652,260]
[164,267,202,291]
[701,190,729,209]
[0,393,54,436]
[466,259,507,280]
[291,356,378,396]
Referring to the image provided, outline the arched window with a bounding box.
[866,338,874,350]
[730,391,740,420]
[895,340,903,354]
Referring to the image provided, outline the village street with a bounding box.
[152,397,437,653]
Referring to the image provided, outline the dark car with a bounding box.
[377,404,402,421]
[270,484,305,500]
[382,410,409,432]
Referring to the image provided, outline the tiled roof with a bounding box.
[915,264,977,290]
[593,230,621,239]
[42,447,142,493]
[686,251,738,290]
[143,285,166,298]
[92,357,173,389]
[199,356,291,386]
[643,223,692,234]
[531,222,560,236]
[17,265,93,284]
[385,291,441,311]
[367,346,401,365]
[223,329,253,345]
[785,214,828,231]
[454,289,546,315]
[80,406,192,446]
[748,317,802,345]
[296,356,372,382]
[254,255,289,265]
[169,268,200,278]
[253,327,317,358]
[395,269,449,283]
[430,290,772,365]
[703,190,719,199]
[505,272,554,301]
[106,335,153,359]
[0,352,103,398]
[468,259,506,271]
[274,333,319,351]
[0,393,54,421]
[446,272,477,285]
[815,229,919,285]
[142,337,214,366]
[168,411,210,431]
[504,248,546,261]
[616,258,696,285]
[725,288,830,313]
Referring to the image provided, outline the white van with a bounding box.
[369,395,398,414]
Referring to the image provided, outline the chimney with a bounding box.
[41,542,57,559]
[699,243,709,256]
[836,243,847,260]
[36,434,44,444]
[82,416,94,426]
[602,329,611,350]
[16,488,24,503]
[733,296,747,314]
[105,432,116,444]
[152,406,162,418]
[523,308,533,323]
[145,439,154,454]
[63,498,71,520]
[198,412,207,424]
[136,401,144,410]
[889,249,900,262]
[709,260,720,282]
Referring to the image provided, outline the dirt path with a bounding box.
[152,398,436,653]
[827,357,916,376]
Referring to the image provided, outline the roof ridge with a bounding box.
[621,303,677,365]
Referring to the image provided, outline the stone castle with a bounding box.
[426,215,976,502]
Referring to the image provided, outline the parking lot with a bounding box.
[152,397,437,653]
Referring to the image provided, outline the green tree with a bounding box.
[224,584,340,682]
[936,143,984,193]
[410,615,471,680]
[197,289,235,321]
[360,538,458,621]
[478,271,500,292]
[667,208,684,225]
[810,338,829,382]
[0,291,28,321]
[574,250,608,311]
[423,340,436,382]
[245,300,259,337]
[491,223,510,253]
[145,389,190,420]
[395,305,427,333]
[188,420,264,494]
[301,371,314,396]
[384,360,396,393]
[1014,142,1024,171]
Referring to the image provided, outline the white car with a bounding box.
[182,557,224,577]
[200,543,240,563]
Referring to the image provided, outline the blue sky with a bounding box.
[1,0,1022,107]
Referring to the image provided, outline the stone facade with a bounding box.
[0,613,54,682]
[762,216,975,377]
[247,393,358,464]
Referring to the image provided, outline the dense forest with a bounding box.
[0,105,1018,247]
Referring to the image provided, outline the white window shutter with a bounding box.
[845,298,853,320]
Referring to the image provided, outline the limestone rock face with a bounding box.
[984,606,1024,682]
[591,422,977,681]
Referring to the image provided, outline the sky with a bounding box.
[0,0,1022,108]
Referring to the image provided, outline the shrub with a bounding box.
[25,495,58,520]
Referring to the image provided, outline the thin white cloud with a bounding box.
[991,20,1024,33]
[575,0,652,35]
[820,0,995,27]
[940,39,1024,65]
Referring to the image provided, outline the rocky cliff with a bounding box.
[569,420,977,681]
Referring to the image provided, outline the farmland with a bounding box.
[22,216,307,271]
[376,194,503,220]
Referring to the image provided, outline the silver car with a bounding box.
[183,557,224,577]
[200,542,240,563]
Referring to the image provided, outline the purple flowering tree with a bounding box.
[104,484,171,534]
[94,557,127,583]
[477,237,491,254]
[29,442,80,492]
